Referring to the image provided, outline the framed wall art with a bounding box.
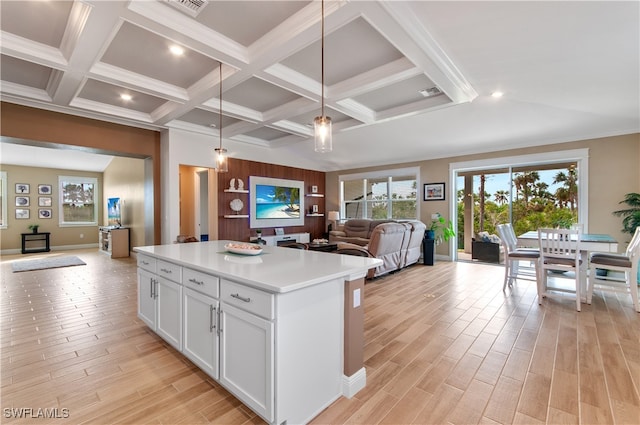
[15,183,30,194]
[15,208,29,219]
[423,182,445,201]
[16,196,30,207]
[39,197,52,207]
[39,209,52,219]
[38,184,52,195]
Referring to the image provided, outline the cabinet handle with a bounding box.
[189,278,204,285]
[160,268,172,274]
[209,305,216,333]
[150,279,154,298]
[141,260,149,265]
[218,308,222,335]
[230,293,251,303]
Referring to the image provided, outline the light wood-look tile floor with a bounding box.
[2,249,639,424]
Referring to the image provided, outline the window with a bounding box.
[0,171,7,229]
[339,167,419,220]
[59,176,98,226]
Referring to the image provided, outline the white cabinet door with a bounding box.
[156,276,182,351]
[220,303,274,423]
[137,268,156,329]
[183,287,219,379]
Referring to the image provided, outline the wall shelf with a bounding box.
[306,213,325,217]
[305,193,324,197]
[224,189,249,193]
[224,215,249,218]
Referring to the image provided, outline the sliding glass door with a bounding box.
[455,159,581,260]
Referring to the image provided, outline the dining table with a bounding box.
[517,231,619,253]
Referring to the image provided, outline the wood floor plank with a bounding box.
[2,250,639,424]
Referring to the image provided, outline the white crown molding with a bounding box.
[0,81,52,102]
[60,1,92,60]
[0,31,67,69]
[89,62,188,102]
[377,1,478,104]
[334,99,376,124]
[127,1,249,65]
[70,97,154,123]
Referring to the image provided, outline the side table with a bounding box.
[21,232,51,254]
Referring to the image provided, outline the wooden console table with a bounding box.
[21,232,51,254]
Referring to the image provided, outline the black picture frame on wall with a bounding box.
[424,182,445,201]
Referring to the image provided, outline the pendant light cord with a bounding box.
[321,0,325,118]
[219,62,223,149]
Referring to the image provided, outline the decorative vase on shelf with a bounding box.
[237,179,244,190]
[229,178,236,191]
[230,198,243,214]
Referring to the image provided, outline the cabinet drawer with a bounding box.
[157,260,182,283]
[137,255,156,273]
[184,268,219,298]
[221,280,274,320]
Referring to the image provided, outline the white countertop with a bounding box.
[133,240,383,294]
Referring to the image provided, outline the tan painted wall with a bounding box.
[326,133,640,255]
[0,164,102,251]
[103,157,146,250]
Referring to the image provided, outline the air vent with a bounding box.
[165,0,209,17]
[418,87,442,98]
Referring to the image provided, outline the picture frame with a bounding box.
[38,184,52,195]
[424,182,445,201]
[16,196,30,207]
[275,227,285,236]
[39,197,52,207]
[15,183,30,194]
[38,208,52,219]
[312,204,318,213]
[15,208,29,219]
[311,185,318,193]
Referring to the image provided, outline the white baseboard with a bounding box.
[342,367,366,399]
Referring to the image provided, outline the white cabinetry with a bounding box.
[182,268,220,379]
[136,247,347,425]
[255,232,310,246]
[137,267,156,328]
[220,303,274,421]
[136,255,182,351]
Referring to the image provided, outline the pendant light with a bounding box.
[215,62,228,172]
[313,0,332,153]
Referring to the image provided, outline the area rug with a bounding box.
[12,256,86,273]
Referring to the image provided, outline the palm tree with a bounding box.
[553,168,578,211]
[613,193,640,234]
[494,190,509,205]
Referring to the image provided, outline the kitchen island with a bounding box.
[134,240,382,425]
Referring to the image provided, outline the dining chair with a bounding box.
[496,224,540,291]
[587,226,640,312]
[538,227,585,311]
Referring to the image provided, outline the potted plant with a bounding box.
[428,214,455,245]
[28,224,39,233]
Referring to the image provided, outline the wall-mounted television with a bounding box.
[249,176,304,228]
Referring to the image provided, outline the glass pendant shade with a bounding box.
[215,147,228,173]
[314,115,332,153]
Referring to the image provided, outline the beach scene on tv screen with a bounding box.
[255,184,300,219]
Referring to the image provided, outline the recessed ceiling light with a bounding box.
[120,94,132,101]
[491,91,504,98]
[170,45,185,56]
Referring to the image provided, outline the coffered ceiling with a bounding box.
[1,1,638,171]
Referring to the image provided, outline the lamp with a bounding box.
[215,62,228,173]
[313,0,332,153]
[327,210,339,231]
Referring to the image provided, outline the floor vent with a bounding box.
[165,0,209,17]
